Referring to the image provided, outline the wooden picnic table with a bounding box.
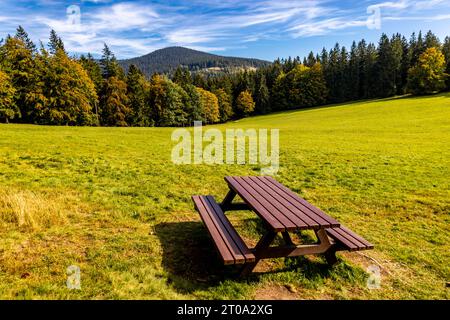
[192,176,373,276]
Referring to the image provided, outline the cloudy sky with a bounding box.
[0,0,449,60]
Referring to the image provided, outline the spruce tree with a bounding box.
[442,37,450,90]
[15,26,36,53]
[254,73,270,114]
[126,64,150,126]
[48,29,65,55]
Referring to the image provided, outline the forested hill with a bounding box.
[119,46,271,76]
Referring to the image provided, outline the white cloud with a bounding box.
[1,0,448,58]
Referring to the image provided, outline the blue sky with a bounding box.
[0,0,449,60]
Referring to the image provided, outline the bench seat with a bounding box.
[192,195,256,265]
[326,225,374,252]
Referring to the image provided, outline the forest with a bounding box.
[0,27,449,126]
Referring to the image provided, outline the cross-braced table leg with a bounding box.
[240,230,277,277]
[220,190,237,211]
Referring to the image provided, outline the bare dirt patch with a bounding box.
[254,284,298,300]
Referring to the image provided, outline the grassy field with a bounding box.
[0,93,449,300]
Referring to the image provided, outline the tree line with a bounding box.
[0,27,449,126]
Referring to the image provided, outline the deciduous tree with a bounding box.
[235,90,255,116]
[407,47,447,95]
[0,69,18,123]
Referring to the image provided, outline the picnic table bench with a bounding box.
[192,176,373,276]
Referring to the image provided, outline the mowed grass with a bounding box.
[0,93,449,300]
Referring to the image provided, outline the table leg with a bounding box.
[220,189,237,211]
[240,230,277,277]
[324,249,338,266]
[282,232,294,246]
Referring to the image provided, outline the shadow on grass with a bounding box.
[155,221,366,294]
[154,221,244,293]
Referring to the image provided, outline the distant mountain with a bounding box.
[119,47,271,77]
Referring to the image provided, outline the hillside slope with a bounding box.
[119,46,271,76]
[0,93,448,299]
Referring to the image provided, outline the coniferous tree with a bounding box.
[0,36,36,122]
[101,76,130,126]
[391,33,405,95]
[375,34,397,97]
[183,84,203,124]
[79,53,103,92]
[254,73,270,114]
[442,37,450,90]
[48,29,65,55]
[15,26,36,53]
[399,36,411,94]
[126,64,150,126]
[348,42,360,100]
[172,66,192,86]
[100,44,123,79]
[424,30,441,50]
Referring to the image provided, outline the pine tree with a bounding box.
[172,66,192,86]
[236,90,255,117]
[374,34,397,97]
[183,84,203,125]
[407,47,447,95]
[192,73,207,88]
[399,36,411,94]
[326,43,340,102]
[100,44,123,79]
[348,42,360,100]
[391,33,405,95]
[442,37,450,90]
[48,29,65,55]
[79,53,103,92]
[254,73,270,114]
[101,76,130,126]
[424,30,441,50]
[0,69,19,123]
[15,26,36,53]
[0,36,36,122]
[126,64,150,126]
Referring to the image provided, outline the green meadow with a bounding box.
[0,93,449,300]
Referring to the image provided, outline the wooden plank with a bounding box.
[258,176,332,227]
[230,177,297,231]
[205,196,255,263]
[239,176,307,229]
[326,228,360,251]
[199,196,246,264]
[264,176,340,227]
[332,227,367,249]
[192,196,235,264]
[224,177,286,232]
[340,226,374,249]
[248,176,320,229]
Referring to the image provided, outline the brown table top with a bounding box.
[225,176,340,232]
